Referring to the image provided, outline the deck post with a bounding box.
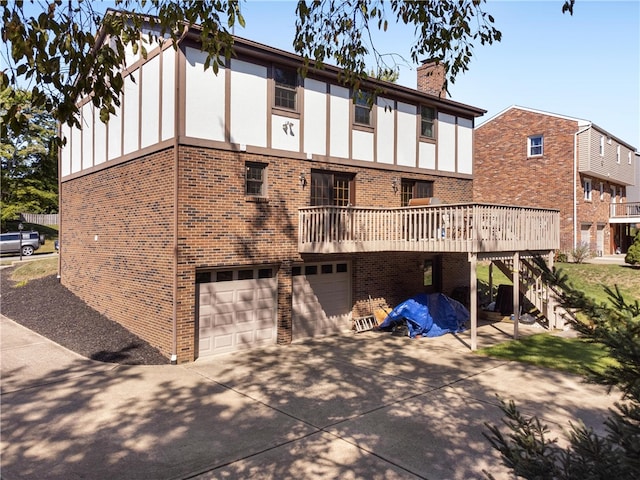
[469,252,478,351]
[512,251,520,340]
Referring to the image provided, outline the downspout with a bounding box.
[574,126,591,250]
[171,27,189,365]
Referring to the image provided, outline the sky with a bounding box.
[235,0,640,149]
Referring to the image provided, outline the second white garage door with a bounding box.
[292,261,352,340]
[197,268,277,358]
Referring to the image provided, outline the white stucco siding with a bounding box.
[230,59,267,148]
[161,48,175,141]
[60,124,71,177]
[352,130,374,162]
[123,70,140,155]
[71,124,82,174]
[272,115,300,151]
[303,78,327,156]
[107,100,122,161]
[81,103,94,170]
[94,106,107,166]
[419,141,436,170]
[457,117,473,174]
[376,98,395,164]
[329,85,350,158]
[140,55,160,148]
[396,102,417,167]
[437,112,456,172]
[185,47,226,142]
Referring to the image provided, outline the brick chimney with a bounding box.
[417,60,446,98]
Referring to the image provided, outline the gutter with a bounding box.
[170,27,189,365]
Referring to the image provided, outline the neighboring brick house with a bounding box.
[59,25,559,363]
[474,106,638,257]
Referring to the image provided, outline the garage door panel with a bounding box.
[198,275,276,358]
[213,310,234,326]
[235,309,254,324]
[292,263,351,340]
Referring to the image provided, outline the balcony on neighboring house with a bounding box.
[610,201,640,224]
[299,203,560,255]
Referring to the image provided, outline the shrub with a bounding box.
[571,242,592,263]
[624,232,640,266]
[484,260,640,480]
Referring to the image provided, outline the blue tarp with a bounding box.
[378,293,468,338]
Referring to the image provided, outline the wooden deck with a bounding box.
[299,203,560,254]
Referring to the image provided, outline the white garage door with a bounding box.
[292,261,352,340]
[197,267,277,357]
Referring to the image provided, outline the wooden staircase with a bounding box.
[492,259,577,330]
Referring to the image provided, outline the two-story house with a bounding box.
[473,105,638,257]
[59,23,559,363]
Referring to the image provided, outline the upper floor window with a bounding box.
[354,90,372,126]
[274,67,297,110]
[611,185,617,203]
[629,151,633,165]
[528,135,543,156]
[245,162,267,196]
[311,171,354,206]
[583,178,592,201]
[401,179,434,206]
[599,182,604,201]
[599,136,605,156]
[616,145,621,163]
[420,106,436,138]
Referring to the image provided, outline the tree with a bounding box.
[1,0,576,140]
[484,260,640,479]
[625,231,640,266]
[1,87,58,224]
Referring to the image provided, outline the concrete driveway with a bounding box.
[1,314,619,479]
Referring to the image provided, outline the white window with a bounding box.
[629,151,633,165]
[611,185,617,203]
[583,178,592,201]
[528,135,543,156]
[599,182,604,201]
[617,145,621,163]
[599,136,605,156]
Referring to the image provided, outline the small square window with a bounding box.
[528,135,543,156]
[238,270,254,280]
[321,264,333,274]
[258,268,273,279]
[354,90,372,126]
[216,271,233,282]
[246,162,266,196]
[274,67,297,110]
[336,263,348,273]
[420,106,436,138]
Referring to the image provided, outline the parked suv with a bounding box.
[0,231,44,256]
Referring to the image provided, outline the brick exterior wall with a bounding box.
[416,61,446,98]
[60,149,176,357]
[473,108,578,255]
[61,143,473,362]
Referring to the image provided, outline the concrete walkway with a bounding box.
[1,314,619,480]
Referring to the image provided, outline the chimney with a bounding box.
[417,60,446,99]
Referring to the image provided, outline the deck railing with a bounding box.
[610,202,640,218]
[299,203,560,254]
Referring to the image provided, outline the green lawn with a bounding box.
[477,261,640,308]
[477,333,616,377]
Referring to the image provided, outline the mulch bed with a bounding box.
[1,267,168,365]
